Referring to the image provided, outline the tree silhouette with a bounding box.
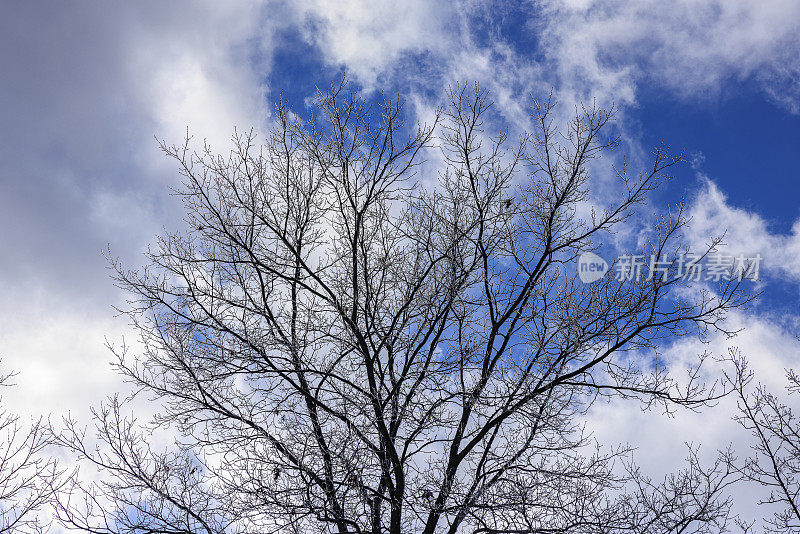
[54,79,751,534]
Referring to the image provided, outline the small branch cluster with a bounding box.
[0,369,63,533]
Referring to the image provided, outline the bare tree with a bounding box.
[0,368,61,533]
[54,79,751,533]
[729,355,800,533]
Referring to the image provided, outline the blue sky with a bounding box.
[1,0,799,527]
[637,86,800,220]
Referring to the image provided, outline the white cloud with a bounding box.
[537,0,800,111]
[283,0,547,129]
[586,309,800,526]
[686,178,800,283]
[124,1,273,147]
[0,287,132,420]
[287,0,457,89]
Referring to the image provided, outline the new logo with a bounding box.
[577,252,608,283]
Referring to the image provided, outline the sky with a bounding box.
[1,0,800,527]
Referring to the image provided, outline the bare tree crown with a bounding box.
[55,80,751,534]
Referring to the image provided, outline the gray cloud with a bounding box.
[0,1,273,309]
[0,1,274,415]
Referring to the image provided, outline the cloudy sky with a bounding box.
[2,0,800,526]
